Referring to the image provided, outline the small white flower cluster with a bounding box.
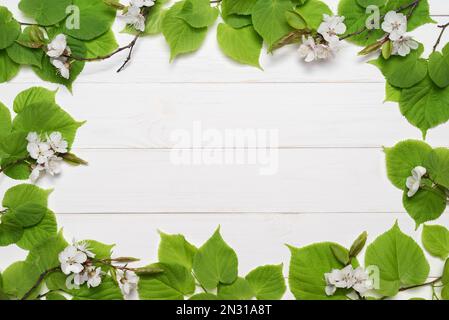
[46,34,71,79]
[406,166,427,197]
[116,269,139,298]
[27,132,68,182]
[59,242,103,288]
[122,0,155,32]
[381,11,418,57]
[325,265,373,296]
[298,14,347,62]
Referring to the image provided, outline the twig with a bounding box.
[340,0,420,41]
[433,22,449,52]
[399,277,441,292]
[21,267,60,300]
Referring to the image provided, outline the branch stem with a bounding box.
[433,22,449,52]
[21,267,60,300]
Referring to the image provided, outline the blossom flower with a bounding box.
[324,265,373,296]
[30,164,45,183]
[74,240,96,258]
[46,34,69,58]
[406,166,427,197]
[50,57,71,79]
[26,132,40,144]
[85,267,103,288]
[351,267,373,294]
[47,132,69,154]
[298,36,318,62]
[44,156,63,176]
[381,11,407,41]
[318,14,347,43]
[59,246,88,275]
[27,139,54,165]
[117,269,139,297]
[392,36,419,57]
[123,5,146,31]
[130,0,155,7]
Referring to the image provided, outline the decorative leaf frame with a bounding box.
[0,0,449,300]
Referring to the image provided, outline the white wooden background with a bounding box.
[1,0,449,299]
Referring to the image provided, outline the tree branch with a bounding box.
[21,267,60,300]
[433,22,449,52]
[340,0,421,41]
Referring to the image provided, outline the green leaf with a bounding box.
[84,30,118,59]
[288,242,352,300]
[422,225,449,259]
[384,140,432,190]
[294,0,332,30]
[0,132,29,180]
[13,87,58,114]
[19,0,71,26]
[138,263,195,300]
[178,0,219,28]
[122,0,168,35]
[10,203,47,228]
[46,292,67,300]
[63,0,117,41]
[217,24,262,68]
[0,6,21,50]
[245,264,286,300]
[32,36,86,90]
[162,1,208,61]
[365,222,430,296]
[356,0,387,7]
[252,0,293,48]
[17,209,58,250]
[0,50,20,83]
[0,102,11,137]
[222,14,253,29]
[285,10,307,29]
[425,148,449,189]
[385,82,401,103]
[217,277,255,300]
[158,231,197,270]
[2,261,42,299]
[428,45,449,88]
[70,276,123,300]
[349,231,368,259]
[3,184,50,209]
[221,0,257,16]
[189,293,219,300]
[0,215,23,247]
[400,76,449,137]
[402,188,447,225]
[192,227,238,289]
[330,243,350,265]
[369,45,427,89]
[26,231,68,273]
[46,271,67,291]
[83,240,115,259]
[12,101,84,147]
[6,27,44,68]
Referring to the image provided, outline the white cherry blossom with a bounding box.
[59,246,88,275]
[27,140,54,165]
[30,164,45,183]
[406,166,427,197]
[84,267,102,288]
[352,267,373,294]
[392,36,419,57]
[130,0,155,7]
[74,240,96,258]
[117,269,139,297]
[123,5,146,31]
[46,34,70,58]
[298,36,318,62]
[44,156,63,176]
[47,132,68,154]
[26,132,40,144]
[382,11,407,41]
[50,57,70,79]
[318,14,346,43]
[325,265,355,295]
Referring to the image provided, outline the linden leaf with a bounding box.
[178,0,219,28]
[217,23,262,68]
[0,6,21,50]
[428,44,449,89]
[422,225,449,259]
[18,0,71,26]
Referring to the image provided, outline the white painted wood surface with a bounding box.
[1,0,449,299]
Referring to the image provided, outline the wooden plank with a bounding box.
[0,148,407,214]
[2,83,448,149]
